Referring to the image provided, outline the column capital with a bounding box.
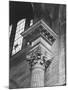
[26,46,54,70]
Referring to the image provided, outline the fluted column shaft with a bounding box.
[31,59,45,87]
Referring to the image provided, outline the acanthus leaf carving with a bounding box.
[26,45,54,70]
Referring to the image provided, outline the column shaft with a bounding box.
[31,66,44,87]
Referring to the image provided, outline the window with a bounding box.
[12,19,26,55]
[30,19,33,26]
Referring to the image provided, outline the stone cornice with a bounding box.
[21,19,58,39]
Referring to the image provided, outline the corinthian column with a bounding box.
[26,46,52,88]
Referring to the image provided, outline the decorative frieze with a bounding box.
[24,25,56,49]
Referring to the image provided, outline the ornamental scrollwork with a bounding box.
[26,46,54,69]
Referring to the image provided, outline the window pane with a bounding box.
[15,32,21,40]
[30,19,33,26]
[12,49,15,55]
[16,46,20,53]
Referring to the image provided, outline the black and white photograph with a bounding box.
[9,0,66,89]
